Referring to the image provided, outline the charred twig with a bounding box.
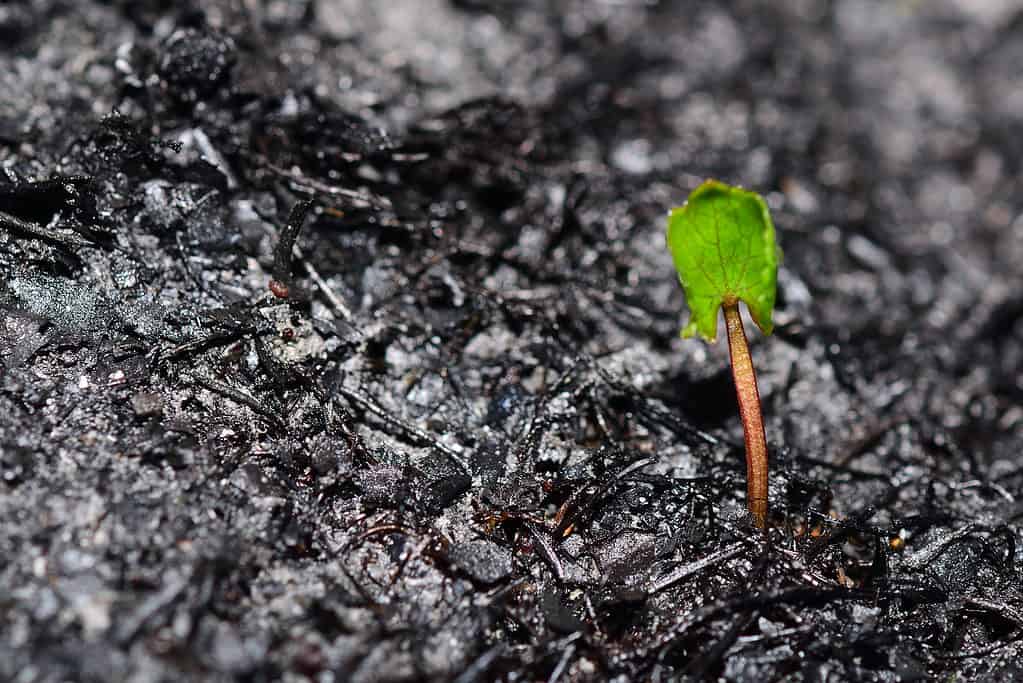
[156,326,264,364]
[335,383,470,474]
[527,521,565,583]
[270,199,314,299]
[643,586,872,665]
[0,208,93,249]
[324,394,375,466]
[264,161,392,209]
[928,638,1023,661]
[646,543,747,596]
[949,479,1015,503]
[547,640,578,683]
[294,243,354,322]
[113,568,193,646]
[264,200,357,322]
[961,597,1023,631]
[584,354,720,447]
[186,373,287,431]
[175,231,223,302]
[454,644,506,683]
[554,456,655,540]
[514,360,582,463]
[683,609,759,680]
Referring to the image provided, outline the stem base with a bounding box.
[723,303,769,528]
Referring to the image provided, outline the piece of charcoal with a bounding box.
[449,539,514,584]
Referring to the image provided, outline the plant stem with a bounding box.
[723,302,768,528]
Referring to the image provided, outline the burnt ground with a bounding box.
[2,1,1023,681]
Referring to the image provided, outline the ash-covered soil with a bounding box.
[2,1,1023,681]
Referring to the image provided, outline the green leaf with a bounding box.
[666,179,779,342]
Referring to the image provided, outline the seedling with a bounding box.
[666,180,779,528]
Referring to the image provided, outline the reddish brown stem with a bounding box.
[723,302,769,528]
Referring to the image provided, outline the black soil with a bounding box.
[2,2,1023,681]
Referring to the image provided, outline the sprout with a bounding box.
[666,180,780,528]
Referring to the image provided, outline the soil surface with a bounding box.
[3,1,1023,681]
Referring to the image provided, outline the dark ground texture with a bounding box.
[2,1,1023,681]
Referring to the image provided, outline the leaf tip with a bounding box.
[681,308,720,343]
[680,321,702,340]
[750,314,775,336]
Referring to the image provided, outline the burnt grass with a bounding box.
[2,1,1023,681]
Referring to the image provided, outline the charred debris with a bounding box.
[2,2,1023,682]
